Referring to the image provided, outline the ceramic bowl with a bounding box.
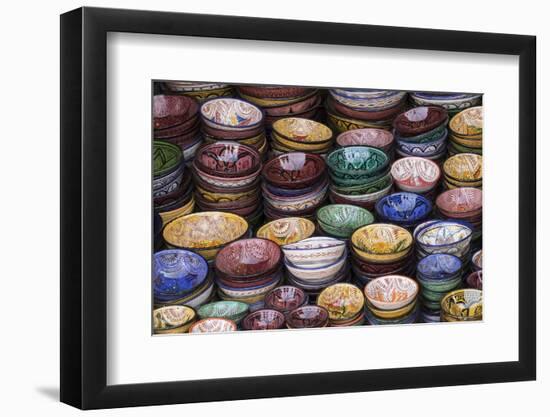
[193,142,261,178]
[391,157,441,193]
[329,89,406,111]
[367,299,417,319]
[153,305,197,334]
[157,278,215,309]
[415,220,473,255]
[436,187,482,217]
[262,152,326,189]
[466,270,483,290]
[440,289,482,321]
[217,274,281,299]
[316,204,375,238]
[153,164,185,197]
[163,212,249,260]
[188,317,238,333]
[153,249,209,300]
[202,122,264,140]
[326,106,392,133]
[286,305,329,328]
[153,141,183,178]
[365,302,419,325]
[263,92,320,115]
[327,146,389,176]
[282,236,346,267]
[365,275,419,310]
[472,249,482,271]
[271,131,333,152]
[417,253,462,280]
[194,164,261,189]
[410,93,482,112]
[242,309,286,330]
[214,238,282,280]
[153,95,195,130]
[329,181,393,210]
[272,117,333,144]
[443,153,482,182]
[329,95,405,121]
[264,286,307,313]
[197,301,249,323]
[336,128,394,150]
[285,250,347,282]
[449,106,483,137]
[256,217,315,245]
[317,283,365,321]
[200,98,263,131]
[351,223,413,263]
[238,85,312,99]
[393,106,448,136]
[396,128,448,157]
[262,180,329,213]
[330,173,393,196]
[375,192,433,225]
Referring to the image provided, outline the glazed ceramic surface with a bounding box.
[262,152,326,188]
[327,146,389,175]
[256,217,315,245]
[194,142,261,177]
[443,153,482,182]
[416,221,472,248]
[153,95,194,129]
[200,98,263,130]
[242,309,286,330]
[286,306,329,328]
[282,237,346,267]
[375,192,432,224]
[153,305,196,332]
[189,318,238,333]
[391,157,441,192]
[153,141,183,178]
[197,301,249,321]
[214,238,282,278]
[440,289,483,320]
[272,117,332,143]
[317,283,365,321]
[393,106,448,136]
[449,106,483,136]
[365,275,419,310]
[264,286,307,313]
[417,254,462,279]
[336,128,394,149]
[153,249,209,298]
[317,204,374,237]
[436,187,482,215]
[351,223,413,262]
[285,251,347,282]
[472,249,483,270]
[329,89,406,110]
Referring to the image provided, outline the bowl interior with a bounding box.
[365,275,418,307]
[153,305,196,330]
[265,286,306,311]
[436,187,482,214]
[375,192,432,222]
[317,204,374,229]
[263,152,325,187]
[443,153,482,181]
[337,128,394,148]
[391,157,440,186]
[215,238,282,277]
[243,309,285,330]
[287,305,329,327]
[272,117,332,143]
[153,249,209,295]
[189,318,237,333]
[416,221,472,247]
[201,98,263,129]
[195,142,260,177]
[256,217,315,245]
[351,223,413,255]
[327,146,389,174]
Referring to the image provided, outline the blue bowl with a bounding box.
[417,254,462,280]
[375,192,432,225]
[153,249,209,299]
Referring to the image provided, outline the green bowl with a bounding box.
[327,146,389,176]
[197,301,249,323]
[317,204,374,238]
[330,173,392,196]
[419,276,462,293]
[329,166,391,187]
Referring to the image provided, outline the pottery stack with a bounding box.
[261,152,329,221]
[317,283,366,326]
[364,275,420,325]
[336,128,395,160]
[414,220,473,265]
[316,204,374,240]
[326,89,407,133]
[442,153,483,190]
[163,81,235,103]
[153,95,202,166]
[193,142,264,229]
[256,217,316,246]
[393,106,449,164]
[375,192,433,231]
[236,86,323,129]
[440,289,483,322]
[270,117,334,158]
[390,157,441,201]
[448,106,483,156]
[153,141,195,227]
[416,254,463,323]
[409,92,482,117]
[199,97,268,159]
[327,146,393,210]
[350,223,415,289]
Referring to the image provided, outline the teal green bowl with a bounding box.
[317,204,374,238]
[419,276,462,293]
[329,166,391,187]
[197,301,249,323]
[330,173,392,196]
[327,146,389,176]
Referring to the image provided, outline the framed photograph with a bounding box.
[60,6,536,410]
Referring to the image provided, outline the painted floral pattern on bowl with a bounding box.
[449,106,483,136]
[153,305,196,331]
[365,275,419,310]
[317,283,365,321]
[327,146,389,175]
[262,152,326,188]
[256,217,315,245]
[375,192,432,224]
[336,128,394,149]
[242,309,286,330]
[153,249,209,297]
[194,142,261,177]
[436,187,482,215]
[215,238,282,278]
[391,157,440,192]
[272,117,332,143]
[351,224,413,256]
[443,153,482,182]
[201,98,263,129]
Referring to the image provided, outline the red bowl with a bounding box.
[242,309,286,330]
[329,96,405,122]
[202,122,264,140]
[264,286,307,313]
[264,93,321,117]
[393,106,448,136]
[436,187,482,216]
[262,153,326,189]
[238,85,313,99]
[286,305,329,328]
[194,142,261,178]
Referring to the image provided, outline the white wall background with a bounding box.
[0,0,545,415]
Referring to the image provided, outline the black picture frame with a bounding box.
[60,6,536,410]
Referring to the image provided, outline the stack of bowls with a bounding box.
[442,153,482,189]
[264,286,308,315]
[409,92,482,116]
[326,89,407,132]
[364,275,420,325]
[448,107,483,156]
[153,95,202,165]
[193,142,263,227]
[414,220,473,264]
[256,217,315,246]
[471,249,482,272]
[270,118,334,157]
[162,211,249,262]
[375,192,433,230]
[286,305,330,329]
[440,289,482,322]
[153,305,197,335]
[242,309,286,330]
[153,141,195,226]
[200,98,268,159]
[261,152,328,220]
[326,146,391,208]
[317,283,366,326]
[197,301,249,325]
[436,187,482,249]
[393,106,449,163]
[350,223,415,288]
[214,238,283,310]
[163,81,235,103]
[416,254,463,322]
[390,157,441,200]
[237,86,322,128]
[152,249,214,309]
[189,318,238,333]
[336,128,395,160]
[316,204,374,239]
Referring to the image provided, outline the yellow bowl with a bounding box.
[163,211,248,260]
[317,283,365,321]
[256,217,315,246]
[443,174,483,188]
[449,134,483,149]
[367,299,417,319]
[159,197,195,226]
[272,117,333,143]
[239,91,315,108]
[351,223,413,263]
[326,110,392,132]
[271,131,333,152]
[449,106,483,137]
[153,305,197,334]
[440,289,483,321]
[195,186,258,203]
[443,153,482,182]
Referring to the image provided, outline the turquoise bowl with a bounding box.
[327,146,389,176]
[316,204,375,238]
[197,301,249,323]
[330,173,393,196]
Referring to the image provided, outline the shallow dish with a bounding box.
[282,236,346,267]
[327,146,389,176]
[351,223,413,263]
[336,128,394,149]
[317,204,374,238]
[391,157,441,193]
[197,301,249,322]
[449,106,483,137]
[393,106,448,136]
[443,153,482,182]
[440,289,482,321]
[194,142,261,178]
[200,98,263,131]
[242,309,286,330]
[262,152,326,189]
[365,275,419,310]
[264,286,307,313]
[153,305,197,334]
[317,283,365,321]
[188,317,238,333]
[272,117,333,143]
[375,192,433,225]
[256,217,315,245]
[286,305,329,328]
[285,251,347,282]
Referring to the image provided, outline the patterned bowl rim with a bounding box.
[200,97,264,130]
[364,275,419,308]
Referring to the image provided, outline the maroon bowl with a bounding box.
[393,106,448,136]
[158,125,200,147]
[194,142,261,178]
[195,191,260,210]
[217,269,282,288]
[262,152,326,189]
[329,96,405,122]
[242,309,286,330]
[193,171,261,194]
[286,305,329,329]
[202,122,264,140]
[264,93,321,117]
[466,270,483,290]
[238,85,313,99]
[215,238,283,280]
[154,114,200,139]
[264,286,307,313]
[153,95,194,129]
